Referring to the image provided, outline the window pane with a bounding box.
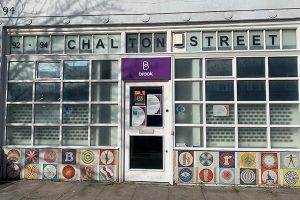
[91,127,117,146]
[7,104,32,123]
[233,31,248,50]
[250,30,264,50]
[37,62,60,78]
[268,57,298,77]
[63,83,89,101]
[175,59,202,78]
[35,83,60,101]
[186,32,201,52]
[282,30,296,49]
[206,127,235,147]
[237,57,265,78]
[238,104,266,124]
[92,60,118,80]
[126,34,138,53]
[266,30,280,49]
[51,35,64,54]
[91,83,118,101]
[206,104,234,124]
[206,59,232,76]
[9,62,34,80]
[175,127,203,147]
[202,32,216,51]
[37,36,50,54]
[10,36,23,54]
[175,104,202,124]
[63,61,89,80]
[91,105,118,124]
[62,127,88,146]
[270,104,300,125]
[93,35,108,53]
[35,104,60,123]
[108,34,121,53]
[7,83,32,102]
[65,35,78,54]
[154,33,167,52]
[23,36,36,54]
[269,81,298,101]
[35,127,60,145]
[271,128,300,148]
[218,31,232,50]
[237,81,266,101]
[6,126,31,145]
[79,35,92,53]
[63,104,89,124]
[175,81,202,101]
[140,33,152,53]
[206,81,233,101]
[238,128,267,148]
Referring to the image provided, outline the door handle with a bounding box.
[165,150,168,153]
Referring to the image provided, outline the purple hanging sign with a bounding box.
[121,57,171,80]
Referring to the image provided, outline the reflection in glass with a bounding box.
[7,83,32,101]
[175,81,202,101]
[35,127,60,145]
[91,83,118,101]
[9,62,34,80]
[91,105,118,124]
[175,104,202,124]
[268,57,298,77]
[130,136,163,169]
[64,61,89,80]
[7,104,32,123]
[91,127,117,146]
[269,81,298,101]
[6,126,31,145]
[206,81,234,101]
[51,35,64,54]
[237,81,266,101]
[175,59,202,78]
[63,83,89,101]
[238,128,267,148]
[206,59,232,76]
[35,104,60,123]
[175,127,203,147]
[38,62,60,78]
[63,104,89,124]
[237,57,265,78]
[92,60,118,80]
[63,127,88,146]
[35,83,60,101]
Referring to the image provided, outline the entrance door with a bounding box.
[124,82,171,183]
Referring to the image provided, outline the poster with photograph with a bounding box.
[132,106,146,127]
[134,90,145,105]
[147,94,161,115]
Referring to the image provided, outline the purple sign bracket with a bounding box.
[121,57,171,80]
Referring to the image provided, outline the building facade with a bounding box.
[1,0,300,186]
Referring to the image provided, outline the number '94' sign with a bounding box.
[2,7,15,15]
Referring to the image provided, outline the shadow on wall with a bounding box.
[0,0,125,26]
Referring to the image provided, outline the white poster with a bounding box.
[147,94,161,115]
[213,105,230,116]
[132,106,146,127]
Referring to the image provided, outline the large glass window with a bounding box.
[6,60,119,147]
[206,59,232,77]
[206,81,234,101]
[237,57,265,78]
[237,81,266,101]
[268,57,298,77]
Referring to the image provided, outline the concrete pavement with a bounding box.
[0,180,300,200]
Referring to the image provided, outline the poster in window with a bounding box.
[134,90,145,105]
[132,106,146,127]
[147,94,161,115]
[213,105,229,116]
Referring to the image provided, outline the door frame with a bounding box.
[122,81,173,184]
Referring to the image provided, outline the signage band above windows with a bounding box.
[173,29,297,52]
[8,29,297,55]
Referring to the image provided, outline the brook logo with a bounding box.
[139,60,154,77]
